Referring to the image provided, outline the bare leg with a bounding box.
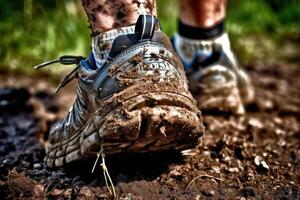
[81,0,157,34]
[179,0,227,28]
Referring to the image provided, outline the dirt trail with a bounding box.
[0,60,299,199]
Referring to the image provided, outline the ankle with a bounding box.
[178,19,225,40]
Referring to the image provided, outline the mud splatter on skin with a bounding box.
[145,0,156,15]
[81,0,156,34]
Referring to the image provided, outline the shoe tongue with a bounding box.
[92,26,135,67]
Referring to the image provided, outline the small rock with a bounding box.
[257,98,274,110]
[263,152,267,157]
[274,117,282,124]
[254,156,269,172]
[254,156,261,166]
[169,166,183,181]
[248,169,254,177]
[202,190,215,197]
[211,166,221,174]
[169,169,181,177]
[275,129,285,135]
[228,167,239,173]
[33,163,42,169]
[248,118,263,129]
[277,139,286,146]
[224,156,231,162]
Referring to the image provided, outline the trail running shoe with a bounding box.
[36,15,204,168]
[172,33,254,114]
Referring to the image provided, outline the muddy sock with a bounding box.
[178,19,225,40]
[92,25,135,68]
[81,0,157,68]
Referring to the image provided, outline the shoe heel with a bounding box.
[191,65,245,115]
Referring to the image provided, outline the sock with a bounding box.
[92,25,135,68]
[178,19,225,40]
[174,20,235,69]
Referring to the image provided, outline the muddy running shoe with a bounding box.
[36,15,204,168]
[172,33,254,114]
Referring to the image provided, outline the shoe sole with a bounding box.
[196,82,245,115]
[190,65,246,115]
[46,91,204,168]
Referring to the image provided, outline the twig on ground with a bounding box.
[186,173,224,190]
[92,141,117,199]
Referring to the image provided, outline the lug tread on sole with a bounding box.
[46,93,204,168]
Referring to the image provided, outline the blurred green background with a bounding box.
[0,0,299,75]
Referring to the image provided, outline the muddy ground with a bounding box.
[0,57,300,199]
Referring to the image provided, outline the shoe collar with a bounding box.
[92,26,135,67]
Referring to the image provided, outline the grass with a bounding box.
[0,0,299,75]
[0,1,90,74]
[226,0,300,62]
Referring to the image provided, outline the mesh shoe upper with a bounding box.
[172,33,254,113]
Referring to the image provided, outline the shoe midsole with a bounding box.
[46,91,202,161]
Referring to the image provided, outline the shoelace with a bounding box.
[34,55,85,93]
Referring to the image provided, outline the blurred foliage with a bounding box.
[0,0,299,74]
[227,0,300,34]
[226,0,300,62]
[0,0,90,74]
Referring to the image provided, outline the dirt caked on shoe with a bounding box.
[172,33,255,114]
[36,15,204,168]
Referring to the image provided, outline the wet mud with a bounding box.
[0,61,299,199]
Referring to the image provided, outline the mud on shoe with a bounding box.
[36,15,204,168]
[172,33,255,114]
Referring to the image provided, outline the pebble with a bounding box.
[254,156,269,170]
[248,118,263,129]
[228,167,239,173]
[211,166,221,174]
[33,163,42,169]
[202,190,215,197]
